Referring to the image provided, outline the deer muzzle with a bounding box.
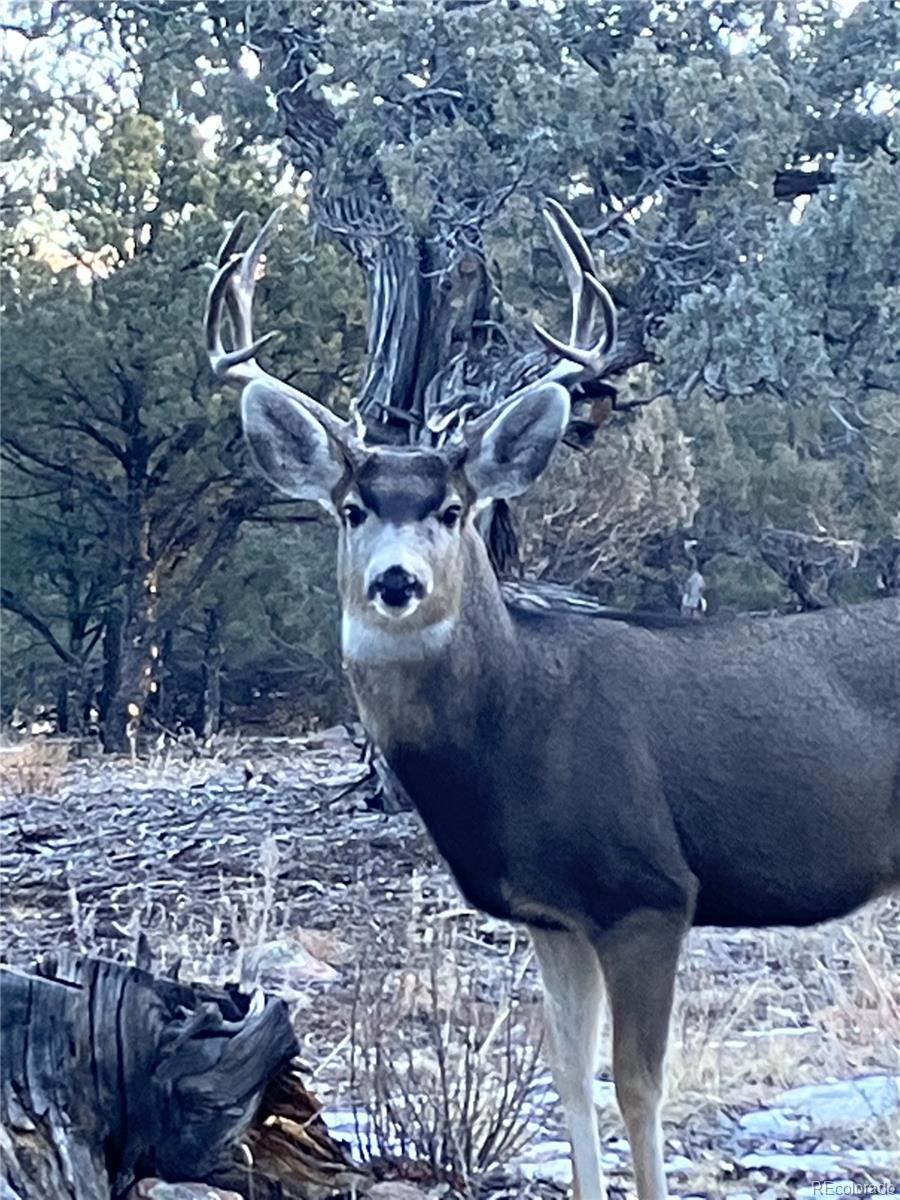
[368,564,428,616]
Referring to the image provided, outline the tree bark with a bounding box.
[268,51,647,578]
[55,670,71,734]
[98,605,123,746]
[1,954,363,1200]
[100,581,157,754]
[154,628,175,727]
[198,607,223,739]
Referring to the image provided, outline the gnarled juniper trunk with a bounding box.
[1,955,367,1200]
[0,956,299,1200]
[310,195,540,569]
[314,198,499,437]
[271,56,632,573]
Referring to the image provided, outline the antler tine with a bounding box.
[534,274,617,364]
[206,256,243,371]
[205,256,276,372]
[543,198,599,348]
[532,201,617,379]
[542,203,583,336]
[216,211,249,268]
[220,205,283,357]
[204,211,353,443]
[589,273,617,357]
[213,211,255,349]
[240,205,283,289]
[544,198,594,276]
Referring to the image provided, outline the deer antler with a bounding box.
[205,209,353,443]
[429,201,618,444]
[531,198,617,386]
[207,204,614,450]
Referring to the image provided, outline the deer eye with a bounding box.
[439,504,462,529]
[342,503,367,528]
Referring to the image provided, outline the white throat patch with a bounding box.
[342,612,456,666]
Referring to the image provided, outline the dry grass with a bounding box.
[659,902,900,1146]
[0,738,71,796]
[341,895,899,1191]
[5,747,898,1195]
[348,909,544,1195]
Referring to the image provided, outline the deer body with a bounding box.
[205,205,900,1200]
[348,559,898,1200]
[349,561,900,936]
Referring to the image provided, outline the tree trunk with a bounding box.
[103,638,151,751]
[874,537,900,596]
[154,628,175,726]
[0,954,365,1200]
[102,634,146,754]
[55,662,88,737]
[101,568,158,753]
[55,670,70,734]
[199,608,223,739]
[100,378,158,754]
[272,116,635,575]
[99,606,123,747]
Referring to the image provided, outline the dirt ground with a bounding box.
[2,733,898,1199]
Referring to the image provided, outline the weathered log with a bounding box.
[0,954,365,1200]
[213,1069,369,1200]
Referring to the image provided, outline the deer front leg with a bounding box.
[595,910,686,1200]
[531,927,607,1200]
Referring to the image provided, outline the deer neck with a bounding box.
[342,531,518,759]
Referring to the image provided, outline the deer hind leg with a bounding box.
[531,928,607,1200]
[595,910,686,1200]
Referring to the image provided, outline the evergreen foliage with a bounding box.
[2,0,897,742]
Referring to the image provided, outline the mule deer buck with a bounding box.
[206,205,900,1200]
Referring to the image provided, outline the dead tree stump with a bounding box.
[1,954,365,1200]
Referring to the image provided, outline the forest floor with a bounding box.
[2,732,899,1200]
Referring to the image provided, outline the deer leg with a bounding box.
[531,927,607,1200]
[595,911,685,1200]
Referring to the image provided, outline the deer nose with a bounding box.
[368,565,425,610]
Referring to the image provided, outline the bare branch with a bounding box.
[0,588,79,666]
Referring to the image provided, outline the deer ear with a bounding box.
[242,380,347,510]
[464,384,570,500]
